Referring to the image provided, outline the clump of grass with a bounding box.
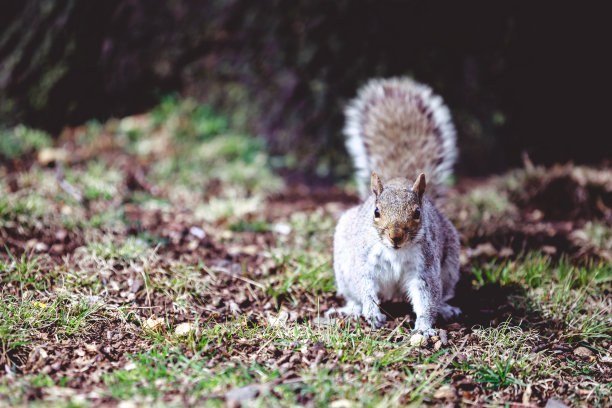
[113,313,456,407]
[144,99,282,223]
[266,209,336,305]
[455,322,557,400]
[0,189,53,227]
[0,125,52,158]
[102,347,280,403]
[63,160,123,201]
[0,252,52,292]
[446,186,518,239]
[472,254,612,342]
[86,236,151,262]
[229,219,270,233]
[0,291,103,359]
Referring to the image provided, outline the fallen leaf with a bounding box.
[85,344,98,354]
[267,310,289,327]
[573,346,593,359]
[433,385,455,399]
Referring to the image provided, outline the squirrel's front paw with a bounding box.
[363,305,386,329]
[411,327,437,339]
[412,318,437,338]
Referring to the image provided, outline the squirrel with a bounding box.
[328,77,461,337]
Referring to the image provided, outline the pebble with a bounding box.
[409,333,427,347]
[174,322,198,337]
[274,223,292,235]
[225,385,259,401]
[143,316,164,332]
[545,398,570,408]
[34,242,48,252]
[189,226,205,239]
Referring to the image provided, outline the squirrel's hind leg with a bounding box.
[438,302,461,320]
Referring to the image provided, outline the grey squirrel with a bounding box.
[328,77,461,337]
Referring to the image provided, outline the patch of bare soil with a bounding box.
[448,163,612,263]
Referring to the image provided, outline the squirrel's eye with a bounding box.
[413,208,421,220]
[374,208,380,218]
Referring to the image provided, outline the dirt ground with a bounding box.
[1,117,611,407]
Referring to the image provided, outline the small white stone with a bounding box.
[409,333,427,347]
[174,322,197,337]
[189,226,206,239]
[273,223,292,235]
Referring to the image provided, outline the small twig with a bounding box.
[550,344,572,352]
[234,275,265,289]
[531,342,552,353]
[253,337,275,359]
[385,315,411,342]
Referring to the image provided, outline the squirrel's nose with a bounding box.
[389,234,404,246]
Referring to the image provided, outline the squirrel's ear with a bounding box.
[412,173,426,200]
[371,173,383,198]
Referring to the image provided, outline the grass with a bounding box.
[64,160,123,201]
[0,189,53,226]
[0,290,104,360]
[86,236,152,262]
[101,316,456,407]
[0,251,50,291]
[1,96,610,407]
[0,125,52,158]
[472,254,612,342]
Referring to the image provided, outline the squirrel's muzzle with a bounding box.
[388,230,406,248]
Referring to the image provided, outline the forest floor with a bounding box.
[1,98,611,407]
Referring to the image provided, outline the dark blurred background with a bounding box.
[1,1,610,177]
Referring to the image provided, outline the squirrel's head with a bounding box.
[371,172,426,249]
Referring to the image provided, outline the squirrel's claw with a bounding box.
[411,327,437,339]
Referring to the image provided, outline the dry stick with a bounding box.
[385,315,411,342]
[531,342,553,353]
[234,275,265,289]
[253,337,275,360]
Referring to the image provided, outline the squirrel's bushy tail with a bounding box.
[344,77,457,202]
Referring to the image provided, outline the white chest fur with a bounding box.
[366,241,423,300]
